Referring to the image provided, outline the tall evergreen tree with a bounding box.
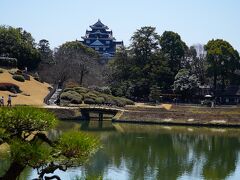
[160,31,188,75]
[205,39,240,91]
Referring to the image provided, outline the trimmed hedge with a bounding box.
[12,75,25,82]
[0,83,21,93]
[0,57,17,67]
[60,91,83,104]
[60,86,134,107]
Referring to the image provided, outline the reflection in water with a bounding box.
[14,121,240,179]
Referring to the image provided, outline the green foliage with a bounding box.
[0,26,41,70]
[38,39,53,64]
[0,106,57,136]
[12,74,25,82]
[109,28,178,100]
[10,139,52,167]
[84,98,95,104]
[0,128,9,141]
[89,86,112,95]
[73,175,103,180]
[0,106,100,179]
[95,97,105,104]
[205,39,240,90]
[160,31,188,74]
[57,131,99,162]
[0,57,17,67]
[60,91,83,104]
[149,85,162,102]
[0,68,3,73]
[60,86,134,107]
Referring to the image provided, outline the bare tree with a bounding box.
[52,41,105,87]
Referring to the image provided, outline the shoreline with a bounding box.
[113,105,240,128]
[46,104,240,128]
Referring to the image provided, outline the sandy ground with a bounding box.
[134,103,172,110]
[0,69,51,106]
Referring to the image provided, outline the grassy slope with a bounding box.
[0,69,51,106]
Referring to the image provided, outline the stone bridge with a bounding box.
[45,105,124,121]
[80,106,123,121]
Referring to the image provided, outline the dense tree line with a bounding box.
[1,25,239,101]
[109,26,240,101]
[0,26,105,86]
[0,26,40,70]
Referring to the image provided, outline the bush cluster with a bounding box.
[0,57,17,67]
[0,83,21,93]
[0,68,3,73]
[12,74,25,82]
[60,86,134,107]
[88,85,112,95]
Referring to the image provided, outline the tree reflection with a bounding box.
[79,125,240,180]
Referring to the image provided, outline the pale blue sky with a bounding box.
[1,0,239,50]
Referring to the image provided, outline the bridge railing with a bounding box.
[43,85,57,105]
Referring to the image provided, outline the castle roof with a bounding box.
[90,19,109,30]
[90,40,104,46]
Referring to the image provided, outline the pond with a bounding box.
[3,120,240,180]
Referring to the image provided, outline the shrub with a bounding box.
[84,98,95,104]
[119,97,135,105]
[8,69,18,75]
[71,95,83,104]
[60,91,83,104]
[0,57,17,67]
[60,92,72,101]
[84,92,98,99]
[0,69,3,73]
[65,81,79,88]
[13,75,25,82]
[95,97,105,104]
[0,83,21,93]
[88,86,112,95]
[23,73,30,80]
[113,97,126,107]
[60,86,134,107]
[63,88,73,93]
[74,87,89,94]
[15,70,23,75]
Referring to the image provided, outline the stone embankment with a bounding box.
[45,104,240,127]
[113,104,240,127]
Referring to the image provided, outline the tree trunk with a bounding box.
[1,161,25,180]
[221,74,225,91]
[213,72,217,95]
[79,70,84,85]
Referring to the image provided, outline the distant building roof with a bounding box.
[90,19,109,29]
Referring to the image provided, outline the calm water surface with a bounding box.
[12,120,240,179]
